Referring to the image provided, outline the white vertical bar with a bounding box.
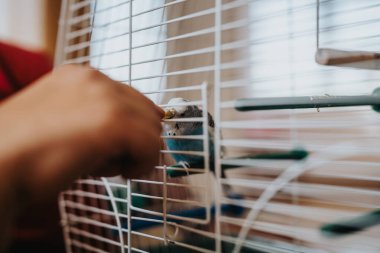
[128,0,133,88]
[127,180,132,253]
[201,82,210,174]
[316,0,320,49]
[56,1,73,252]
[127,1,133,251]
[59,193,73,253]
[201,82,212,224]
[102,178,126,253]
[162,166,168,245]
[214,0,222,252]
[54,0,70,67]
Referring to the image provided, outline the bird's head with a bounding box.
[163,98,189,120]
[163,97,202,136]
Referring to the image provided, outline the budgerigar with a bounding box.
[163,98,243,214]
[163,97,216,176]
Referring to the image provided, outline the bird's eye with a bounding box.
[175,123,179,130]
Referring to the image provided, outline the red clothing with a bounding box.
[0,41,52,99]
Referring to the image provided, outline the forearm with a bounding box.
[0,103,58,249]
[0,187,13,252]
[0,86,92,203]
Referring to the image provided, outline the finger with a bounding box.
[91,122,160,178]
[113,81,164,118]
[116,118,160,167]
[86,75,163,133]
[88,72,164,121]
[156,105,165,119]
[120,98,163,133]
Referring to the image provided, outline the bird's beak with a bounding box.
[163,108,176,119]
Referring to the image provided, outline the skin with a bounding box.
[0,65,164,248]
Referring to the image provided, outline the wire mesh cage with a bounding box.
[57,0,380,252]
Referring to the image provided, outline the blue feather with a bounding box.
[165,126,214,167]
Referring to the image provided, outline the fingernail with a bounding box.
[163,108,176,119]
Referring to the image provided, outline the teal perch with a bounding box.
[321,209,380,237]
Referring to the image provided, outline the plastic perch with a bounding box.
[235,87,380,112]
[315,48,380,70]
[321,209,380,237]
[167,149,308,178]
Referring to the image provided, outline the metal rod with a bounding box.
[316,0,320,49]
[235,88,380,112]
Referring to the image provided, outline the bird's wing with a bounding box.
[207,112,215,128]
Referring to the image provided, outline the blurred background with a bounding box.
[0,0,61,59]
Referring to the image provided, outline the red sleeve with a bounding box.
[0,67,14,98]
[0,41,52,99]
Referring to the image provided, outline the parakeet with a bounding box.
[162,98,251,217]
[163,97,216,177]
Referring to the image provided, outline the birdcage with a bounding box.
[56,0,380,252]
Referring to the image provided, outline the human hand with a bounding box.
[0,65,164,201]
